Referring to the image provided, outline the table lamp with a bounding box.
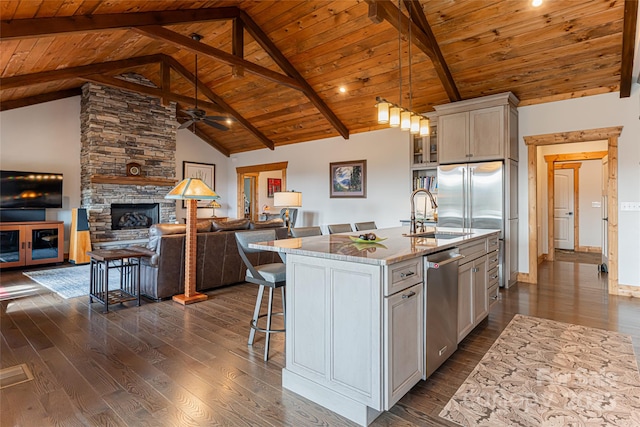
[274,190,302,235]
[166,178,220,305]
[208,199,222,217]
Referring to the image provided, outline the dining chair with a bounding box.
[354,221,377,231]
[291,226,322,237]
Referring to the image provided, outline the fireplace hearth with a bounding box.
[111,203,159,230]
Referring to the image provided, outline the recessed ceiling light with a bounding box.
[339,86,347,93]
[532,0,542,7]
[226,119,232,125]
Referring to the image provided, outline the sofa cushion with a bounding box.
[211,218,250,231]
[250,218,285,229]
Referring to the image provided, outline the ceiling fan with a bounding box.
[178,33,236,131]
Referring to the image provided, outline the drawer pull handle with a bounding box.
[491,258,498,263]
[402,291,416,299]
[491,274,499,279]
[400,271,415,278]
[491,295,499,300]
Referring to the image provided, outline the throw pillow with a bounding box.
[211,218,251,231]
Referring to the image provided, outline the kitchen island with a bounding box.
[250,226,500,426]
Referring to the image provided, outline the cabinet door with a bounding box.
[473,256,488,325]
[26,224,64,265]
[0,225,26,268]
[384,282,424,410]
[457,261,474,343]
[438,112,468,164]
[469,106,504,161]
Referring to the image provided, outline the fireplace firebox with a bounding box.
[111,203,159,230]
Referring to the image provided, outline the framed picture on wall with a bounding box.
[267,178,281,198]
[329,159,367,198]
[183,161,215,208]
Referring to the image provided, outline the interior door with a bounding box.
[601,155,609,269]
[554,169,574,250]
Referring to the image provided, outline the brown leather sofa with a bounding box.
[139,218,287,300]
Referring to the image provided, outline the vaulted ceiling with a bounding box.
[1,1,637,156]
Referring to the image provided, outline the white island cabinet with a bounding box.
[250,226,499,426]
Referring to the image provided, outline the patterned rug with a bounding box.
[440,314,640,426]
[23,265,91,299]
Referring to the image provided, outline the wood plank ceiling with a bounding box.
[0,0,636,156]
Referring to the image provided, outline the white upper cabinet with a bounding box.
[435,92,519,165]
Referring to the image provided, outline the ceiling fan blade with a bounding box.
[178,119,195,129]
[203,119,229,131]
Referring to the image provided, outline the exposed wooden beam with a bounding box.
[238,10,349,140]
[164,55,275,151]
[0,88,82,111]
[366,0,461,102]
[232,18,245,78]
[0,55,163,90]
[620,0,638,97]
[131,26,303,91]
[177,118,231,157]
[81,74,224,114]
[0,7,240,40]
[403,0,461,102]
[160,59,171,107]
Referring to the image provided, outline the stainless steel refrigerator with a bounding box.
[438,161,514,287]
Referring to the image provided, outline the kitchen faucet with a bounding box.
[410,188,438,234]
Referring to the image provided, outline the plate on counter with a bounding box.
[348,235,388,244]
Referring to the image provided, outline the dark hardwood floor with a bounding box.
[1,259,639,426]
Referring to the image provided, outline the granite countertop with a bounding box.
[249,226,500,266]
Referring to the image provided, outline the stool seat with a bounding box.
[246,263,286,283]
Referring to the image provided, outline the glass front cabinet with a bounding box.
[410,116,438,192]
[0,221,64,269]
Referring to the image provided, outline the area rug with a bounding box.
[440,314,640,426]
[23,265,91,299]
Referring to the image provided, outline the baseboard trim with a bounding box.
[517,273,536,284]
[576,246,602,254]
[615,284,640,299]
[537,254,547,264]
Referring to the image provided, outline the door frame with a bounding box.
[236,161,288,219]
[523,126,622,295]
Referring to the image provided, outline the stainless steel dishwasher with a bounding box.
[425,248,464,378]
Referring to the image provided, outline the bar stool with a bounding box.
[291,226,322,237]
[327,223,353,234]
[235,229,286,361]
[354,221,377,231]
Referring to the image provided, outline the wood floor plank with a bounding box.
[1,259,639,426]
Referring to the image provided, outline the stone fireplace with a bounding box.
[80,76,177,248]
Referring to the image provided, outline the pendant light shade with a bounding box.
[400,111,411,131]
[419,117,430,136]
[410,114,421,134]
[389,107,401,127]
[377,101,390,124]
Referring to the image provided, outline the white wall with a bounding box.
[520,84,640,287]
[227,127,411,234]
[536,142,607,254]
[0,96,82,251]
[0,96,229,247]
[174,130,231,222]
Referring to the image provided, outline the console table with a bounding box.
[87,248,154,313]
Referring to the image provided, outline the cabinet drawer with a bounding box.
[487,250,499,270]
[487,234,499,253]
[385,258,423,296]
[487,266,499,288]
[488,283,499,309]
[459,239,486,263]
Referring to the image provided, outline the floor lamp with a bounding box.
[166,178,220,305]
[274,190,302,235]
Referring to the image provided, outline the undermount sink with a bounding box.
[404,231,471,239]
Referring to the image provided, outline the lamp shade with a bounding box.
[207,200,222,208]
[274,191,302,207]
[165,178,220,200]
